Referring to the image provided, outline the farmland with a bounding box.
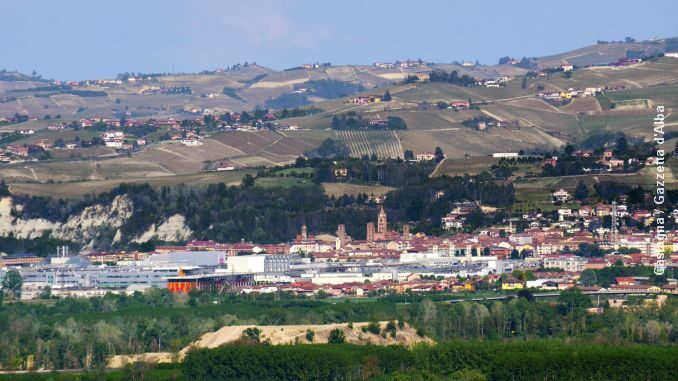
[605,84,678,102]
[432,157,499,177]
[321,182,395,198]
[1,50,678,199]
[4,169,254,198]
[336,130,404,159]
[511,162,678,214]
[577,113,655,136]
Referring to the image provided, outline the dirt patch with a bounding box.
[108,321,431,368]
[507,98,560,113]
[560,97,602,114]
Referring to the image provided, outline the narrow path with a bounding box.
[430,157,447,177]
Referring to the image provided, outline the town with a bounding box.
[2,2,678,378]
[3,198,677,303]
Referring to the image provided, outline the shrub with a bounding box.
[327,328,346,344]
[306,329,315,342]
[366,322,381,335]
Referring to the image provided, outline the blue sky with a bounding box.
[3,0,677,80]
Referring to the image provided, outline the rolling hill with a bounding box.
[1,39,677,197]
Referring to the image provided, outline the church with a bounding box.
[366,206,407,242]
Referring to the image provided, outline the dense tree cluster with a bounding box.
[331,112,407,131]
[183,340,678,381]
[427,70,475,86]
[303,139,350,159]
[1,287,678,374]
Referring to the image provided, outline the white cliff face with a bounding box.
[52,195,134,244]
[0,197,58,239]
[134,214,193,243]
[0,196,192,248]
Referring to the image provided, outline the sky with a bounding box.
[2,0,678,80]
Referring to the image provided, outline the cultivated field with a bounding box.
[321,182,395,197]
[336,130,404,159]
[432,157,499,177]
[5,169,254,198]
[2,50,677,199]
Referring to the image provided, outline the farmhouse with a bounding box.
[543,157,558,167]
[492,152,519,158]
[369,119,388,128]
[154,118,181,129]
[101,131,124,140]
[105,140,123,148]
[348,95,382,104]
[552,189,571,203]
[216,162,236,171]
[181,138,204,146]
[411,72,430,82]
[484,80,500,88]
[572,150,593,158]
[584,87,602,96]
[450,101,470,110]
[416,152,436,161]
[6,144,29,156]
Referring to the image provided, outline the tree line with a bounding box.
[2,286,678,372]
[183,340,678,381]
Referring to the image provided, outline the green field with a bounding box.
[254,176,315,188]
[577,113,653,135]
[433,157,499,177]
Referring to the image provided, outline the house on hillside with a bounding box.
[416,152,435,161]
[552,189,570,203]
[105,140,123,148]
[543,157,558,167]
[501,278,524,290]
[181,138,203,146]
[6,144,29,156]
[450,101,470,110]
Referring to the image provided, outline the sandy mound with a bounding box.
[108,321,431,368]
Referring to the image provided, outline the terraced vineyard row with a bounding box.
[577,114,651,134]
[336,130,404,159]
[605,85,678,101]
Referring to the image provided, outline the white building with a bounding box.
[543,255,586,272]
[492,152,519,158]
[105,140,123,148]
[226,254,292,274]
[181,138,203,146]
[552,189,570,202]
